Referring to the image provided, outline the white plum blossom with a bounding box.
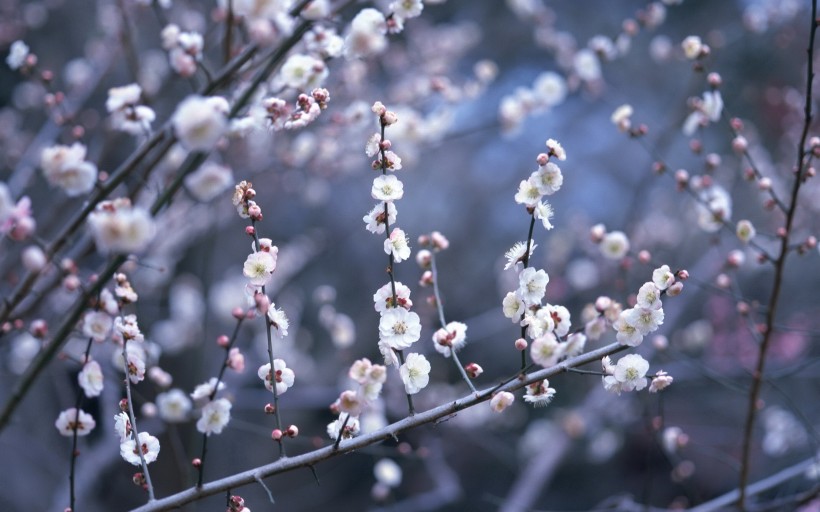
[120,431,160,465]
[613,310,644,347]
[345,8,388,59]
[546,304,571,337]
[327,412,360,440]
[490,391,515,412]
[363,201,397,234]
[172,95,228,151]
[545,139,566,161]
[504,240,536,271]
[114,412,131,442]
[196,398,232,435]
[532,163,563,196]
[6,40,30,70]
[533,71,567,106]
[40,143,98,196]
[78,360,104,398]
[517,267,549,306]
[82,311,112,342]
[371,175,404,202]
[243,251,277,286]
[384,227,411,263]
[502,291,526,321]
[379,307,421,350]
[88,200,155,254]
[697,185,732,232]
[682,35,703,59]
[258,359,295,395]
[574,48,601,81]
[106,83,155,135]
[514,177,542,207]
[612,354,650,392]
[530,332,564,368]
[156,389,192,422]
[636,282,663,310]
[611,104,634,131]
[652,265,675,290]
[267,303,289,338]
[374,458,403,488]
[683,90,724,136]
[623,307,665,335]
[600,231,630,260]
[649,370,674,392]
[279,54,328,91]
[534,201,554,229]
[373,281,413,312]
[523,307,555,338]
[399,352,431,394]
[432,321,468,357]
[55,408,96,436]
[185,162,233,202]
[736,219,756,243]
[190,378,225,403]
[523,379,556,407]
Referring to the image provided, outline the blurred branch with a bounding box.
[738,2,819,508]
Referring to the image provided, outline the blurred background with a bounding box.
[0,0,819,510]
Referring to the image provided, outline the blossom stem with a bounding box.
[122,336,156,501]
[430,251,476,393]
[68,335,95,511]
[519,214,537,370]
[738,3,818,509]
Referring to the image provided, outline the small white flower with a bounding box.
[613,354,650,392]
[365,133,381,157]
[502,291,525,321]
[243,251,277,286]
[190,378,225,402]
[40,143,98,196]
[636,282,663,310]
[490,391,515,412]
[327,412,360,440]
[649,370,674,393]
[6,40,29,70]
[534,201,554,230]
[384,227,411,263]
[156,388,192,422]
[399,352,431,394]
[55,408,96,436]
[363,201,397,234]
[504,240,536,271]
[344,8,388,59]
[517,267,549,306]
[172,95,228,151]
[736,219,756,243]
[613,310,644,347]
[88,201,155,254]
[267,303,289,338]
[652,265,675,290]
[279,54,328,91]
[371,175,404,202]
[546,304,571,337]
[611,104,634,131]
[523,379,556,407]
[545,139,566,161]
[379,308,421,350]
[185,162,233,202]
[514,177,542,206]
[373,281,413,312]
[196,398,232,435]
[681,35,703,59]
[258,359,295,395]
[532,162,563,196]
[432,321,468,357]
[623,307,665,335]
[600,231,630,260]
[78,360,104,398]
[114,411,131,443]
[82,311,112,342]
[120,431,160,465]
[530,332,565,368]
[374,458,403,488]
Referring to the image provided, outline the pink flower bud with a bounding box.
[286,425,299,437]
[732,135,748,154]
[465,363,483,379]
[638,250,651,264]
[264,403,276,414]
[536,153,549,166]
[192,458,202,468]
[514,338,528,351]
[419,270,433,287]
[272,428,283,441]
[217,335,230,347]
[676,269,689,280]
[232,307,245,320]
[666,282,684,296]
[245,226,255,236]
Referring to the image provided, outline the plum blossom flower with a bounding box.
[652,265,675,290]
[258,359,295,395]
[696,185,732,232]
[514,177,542,206]
[534,201,554,229]
[88,199,155,254]
[502,291,526,321]
[530,332,564,368]
[545,139,566,161]
[114,412,131,442]
[432,321,468,357]
[6,40,30,70]
[185,162,233,202]
[374,458,403,488]
[106,83,155,135]
[55,408,96,436]
[613,311,643,347]
[373,281,413,311]
[623,307,665,335]
[379,308,421,350]
[612,354,650,392]
[523,379,556,407]
[327,413,360,440]
[172,95,228,151]
[371,175,404,202]
[384,227,411,263]
[120,431,161,465]
[40,143,98,196]
[267,303,289,338]
[196,398,232,435]
[344,8,388,59]
[78,360,104,397]
[490,391,515,412]
[399,352,430,394]
[279,54,328,91]
[504,240,536,271]
[363,201,397,234]
[636,282,663,309]
[156,388,192,422]
[681,35,703,59]
[190,378,225,403]
[517,267,549,306]
[600,231,630,260]
[243,251,277,286]
[83,311,112,342]
[649,370,674,392]
[736,219,756,243]
[532,162,563,196]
